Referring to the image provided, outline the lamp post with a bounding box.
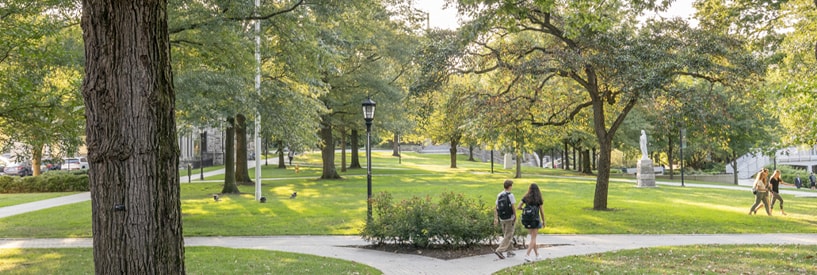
[362,97,376,223]
[680,128,686,187]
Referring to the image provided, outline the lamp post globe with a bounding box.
[362,97,376,223]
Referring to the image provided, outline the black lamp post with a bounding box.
[362,97,376,223]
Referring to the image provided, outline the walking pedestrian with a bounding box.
[493,179,516,259]
[749,169,772,216]
[810,172,816,190]
[518,183,546,262]
[767,170,793,215]
[794,176,802,189]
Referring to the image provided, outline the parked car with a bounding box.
[61,157,89,170]
[0,156,8,175]
[41,158,62,171]
[4,161,32,177]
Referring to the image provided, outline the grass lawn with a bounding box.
[1,151,816,273]
[0,247,381,275]
[1,151,816,238]
[500,244,817,274]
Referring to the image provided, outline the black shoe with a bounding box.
[494,251,505,259]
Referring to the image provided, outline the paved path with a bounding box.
[2,234,816,275]
[2,164,817,274]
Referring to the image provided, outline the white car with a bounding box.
[61,157,89,170]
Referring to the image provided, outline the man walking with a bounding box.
[810,172,816,190]
[494,179,516,259]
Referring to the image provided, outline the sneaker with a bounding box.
[494,251,505,259]
[506,251,516,258]
[524,256,532,262]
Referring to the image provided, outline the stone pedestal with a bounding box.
[636,159,657,187]
[504,153,513,169]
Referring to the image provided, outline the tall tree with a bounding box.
[455,0,765,209]
[81,0,185,273]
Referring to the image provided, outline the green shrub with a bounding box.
[361,191,496,248]
[0,172,89,193]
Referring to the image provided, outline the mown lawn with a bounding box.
[2,151,816,274]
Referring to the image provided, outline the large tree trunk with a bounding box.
[222,117,239,194]
[515,152,522,178]
[81,0,185,273]
[594,137,612,210]
[234,114,252,185]
[320,121,341,179]
[449,136,459,168]
[277,140,286,169]
[349,129,362,169]
[31,144,43,176]
[468,145,475,161]
[392,132,400,157]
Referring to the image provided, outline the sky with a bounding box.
[412,0,698,30]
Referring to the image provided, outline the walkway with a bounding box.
[2,164,817,274]
[2,234,816,275]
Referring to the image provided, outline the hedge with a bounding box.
[361,191,527,248]
[0,170,89,193]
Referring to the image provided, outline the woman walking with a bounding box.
[768,170,790,215]
[749,169,772,216]
[517,183,546,262]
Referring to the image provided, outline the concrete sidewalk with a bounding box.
[2,234,816,275]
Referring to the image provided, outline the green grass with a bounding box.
[1,151,816,238]
[2,151,817,273]
[0,192,79,208]
[499,244,817,274]
[0,247,380,275]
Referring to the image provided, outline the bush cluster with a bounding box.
[0,171,89,193]
[361,191,498,248]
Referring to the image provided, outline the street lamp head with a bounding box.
[362,97,376,122]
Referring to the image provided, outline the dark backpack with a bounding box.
[521,204,540,229]
[496,192,513,220]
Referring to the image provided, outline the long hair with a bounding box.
[770,170,781,181]
[523,183,543,205]
[754,169,769,186]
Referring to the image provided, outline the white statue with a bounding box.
[639,130,649,160]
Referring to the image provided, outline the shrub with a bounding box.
[0,172,89,193]
[361,191,497,248]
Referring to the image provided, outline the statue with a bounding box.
[640,130,649,160]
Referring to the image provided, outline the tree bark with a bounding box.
[320,121,341,179]
[277,140,286,169]
[81,0,185,273]
[222,117,239,194]
[340,127,347,172]
[349,129,362,169]
[31,144,43,176]
[515,152,522,178]
[234,114,252,185]
[668,135,675,180]
[449,136,459,168]
[392,132,400,157]
[562,140,569,171]
[581,149,591,174]
[468,145,475,161]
